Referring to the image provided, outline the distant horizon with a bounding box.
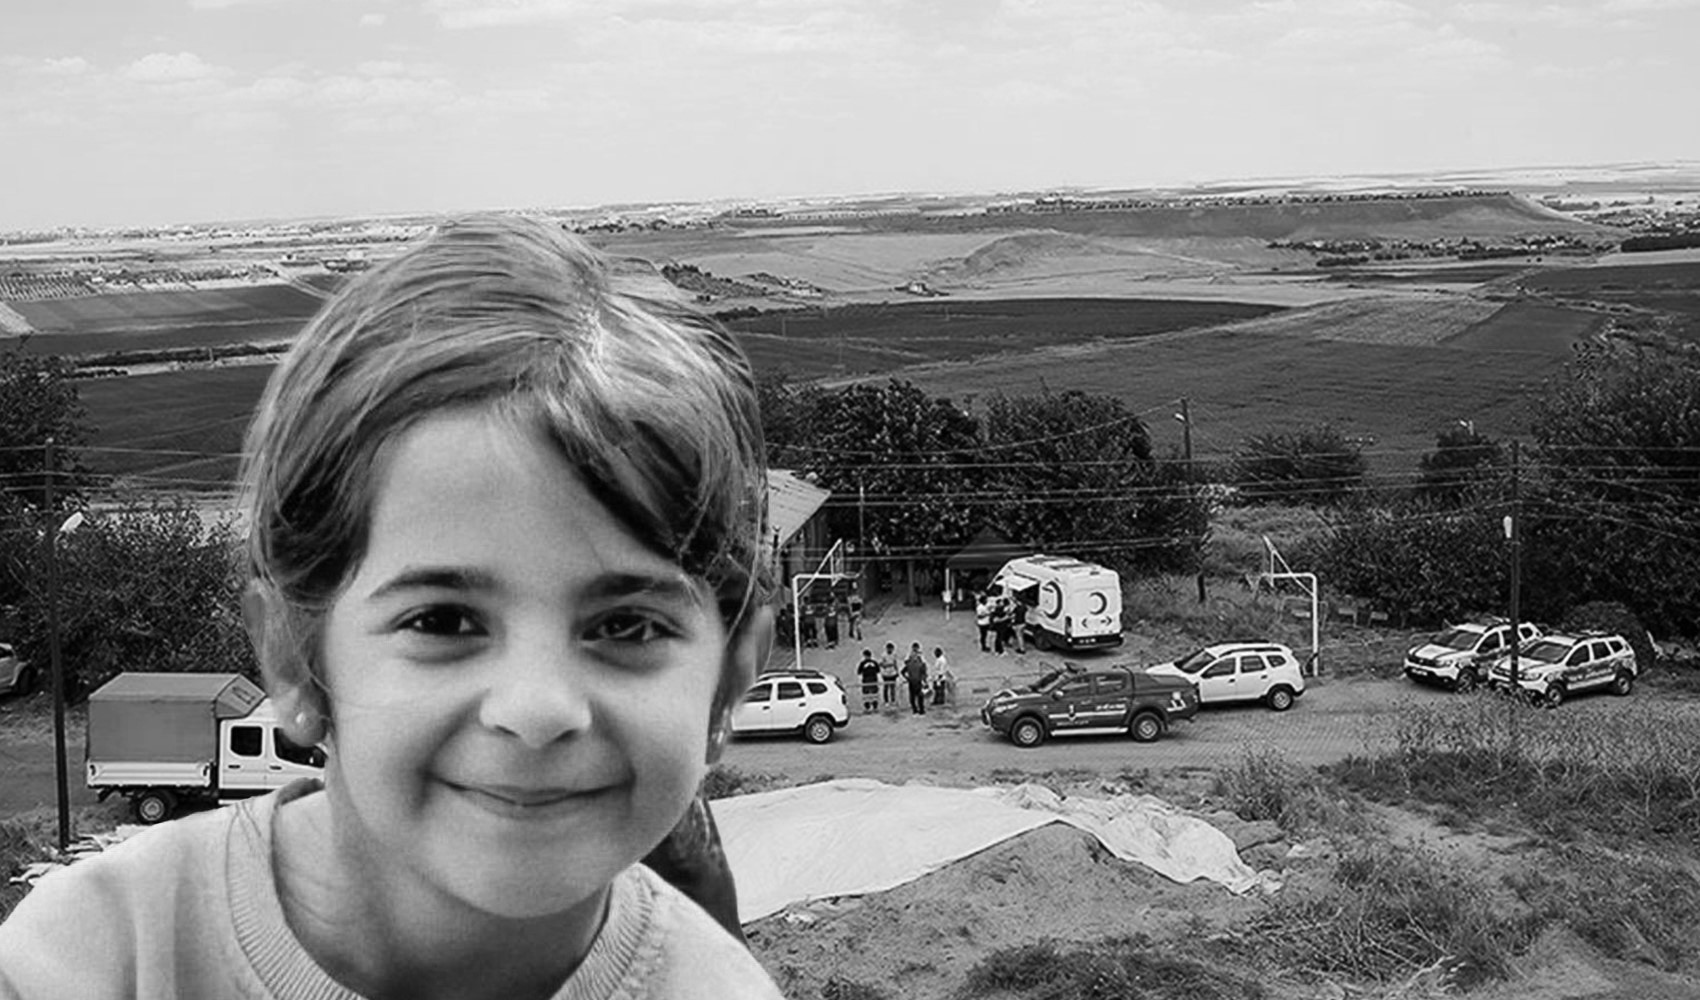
[7,157,1699,236]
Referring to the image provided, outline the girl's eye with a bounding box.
[589,612,675,644]
[399,607,482,637]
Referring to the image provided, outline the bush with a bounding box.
[1211,748,1360,837]
[8,500,255,699]
[1253,844,1533,988]
[960,937,1267,1000]
[1232,424,1367,507]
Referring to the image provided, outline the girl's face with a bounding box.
[313,408,743,919]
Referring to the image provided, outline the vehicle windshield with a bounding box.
[1431,628,1481,649]
[1028,669,1068,692]
[1173,649,1215,674]
[1520,640,1572,664]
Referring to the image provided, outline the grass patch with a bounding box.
[1507,846,1700,973]
[702,764,785,799]
[818,977,891,1000]
[1211,747,1362,837]
[1250,844,1535,989]
[959,936,1267,1000]
[1329,696,1700,846]
[0,813,60,922]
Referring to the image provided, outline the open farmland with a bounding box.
[76,365,275,488]
[886,323,1570,471]
[9,284,320,332]
[2,284,321,356]
[1446,302,1607,351]
[74,294,1572,490]
[729,298,1283,374]
[1512,258,1700,319]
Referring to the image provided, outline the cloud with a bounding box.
[37,57,92,76]
[188,0,286,8]
[125,52,224,82]
[359,12,387,25]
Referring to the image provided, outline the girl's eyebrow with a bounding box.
[366,566,500,601]
[583,572,704,607]
[364,567,702,606]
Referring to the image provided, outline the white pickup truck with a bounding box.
[86,672,324,823]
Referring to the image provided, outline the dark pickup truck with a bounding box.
[980,664,1200,748]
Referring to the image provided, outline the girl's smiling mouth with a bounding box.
[444,780,616,819]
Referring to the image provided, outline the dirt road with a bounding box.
[721,672,1435,785]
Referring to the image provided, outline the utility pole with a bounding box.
[1177,398,1205,604]
[45,438,70,852]
[1507,440,1521,690]
[1179,397,1193,470]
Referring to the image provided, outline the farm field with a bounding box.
[73,292,1570,489]
[1512,258,1700,319]
[1446,302,1607,351]
[886,324,1569,471]
[76,365,275,488]
[73,297,1288,484]
[7,284,320,333]
[1,283,322,357]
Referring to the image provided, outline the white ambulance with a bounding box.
[992,554,1124,651]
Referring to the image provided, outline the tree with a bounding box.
[767,379,982,601]
[1416,423,1504,506]
[0,345,92,509]
[1526,343,1700,634]
[9,500,256,698]
[978,390,1206,573]
[1233,423,1367,507]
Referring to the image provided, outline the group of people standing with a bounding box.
[974,589,1027,655]
[794,590,864,650]
[855,642,955,715]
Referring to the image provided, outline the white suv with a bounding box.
[730,670,849,744]
[1144,641,1306,711]
[1488,631,1638,707]
[1405,619,1542,692]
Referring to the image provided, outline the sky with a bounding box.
[3,0,1697,229]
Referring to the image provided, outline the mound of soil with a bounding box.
[747,822,1281,1000]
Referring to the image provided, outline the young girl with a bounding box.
[0,217,784,999]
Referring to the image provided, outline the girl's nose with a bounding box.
[477,632,594,749]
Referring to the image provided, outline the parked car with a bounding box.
[1487,631,1638,707]
[730,669,849,744]
[1404,617,1542,692]
[1144,641,1306,711]
[979,663,1197,748]
[0,643,33,699]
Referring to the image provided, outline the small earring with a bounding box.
[294,711,310,729]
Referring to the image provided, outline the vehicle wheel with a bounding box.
[1542,684,1565,709]
[134,790,176,825]
[10,665,35,698]
[1009,717,1046,748]
[1266,686,1295,712]
[1030,630,1052,652]
[1610,671,1634,697]
[803,715,835,745]
[1129,712,1163,743]
[1454,669,1478,694]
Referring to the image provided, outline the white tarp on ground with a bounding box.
[712,778,1273,924]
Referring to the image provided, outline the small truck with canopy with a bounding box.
[85,672,324,823]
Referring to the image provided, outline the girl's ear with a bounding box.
[242,581,327,746]
[707,605,774,764]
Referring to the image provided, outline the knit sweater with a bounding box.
[0,782,784,1000]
